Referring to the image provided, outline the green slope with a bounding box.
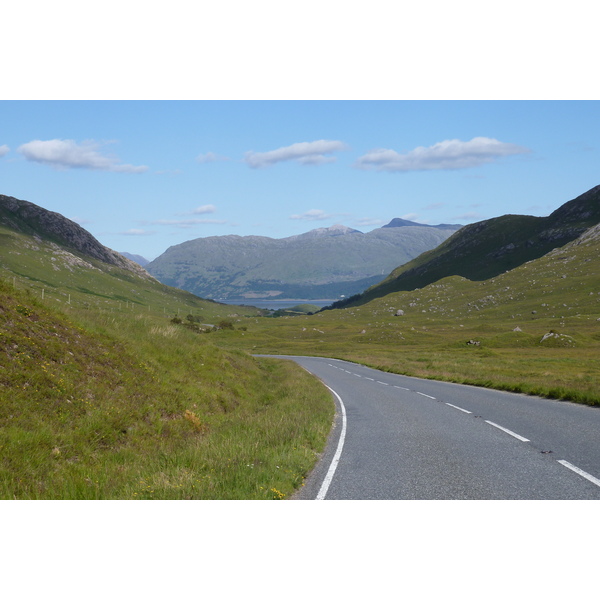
[335,185,600,307]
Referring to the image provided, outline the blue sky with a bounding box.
[1,100,598,260]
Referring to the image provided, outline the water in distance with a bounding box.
[219,299,335,310]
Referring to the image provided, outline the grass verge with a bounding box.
[0,278,333,499]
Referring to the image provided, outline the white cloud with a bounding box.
[245,140,347,168]
[196,152,230,164]
[0,144,9,157]
[17,139,148,173]
[290,209,331,221]
[354,137,530,172]
[191,204,216,215]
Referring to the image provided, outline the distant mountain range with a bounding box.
[333,184,600,308]
[145,220,463,301]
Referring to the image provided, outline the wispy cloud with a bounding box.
[196,152,230,164]
[17,139,148,173]
[152,218,227,229]
[71,216,92,226]
[401,213,420,221]
[355,137,530,172]
[290,209,332,221]
[245,140,347,169]
[191,204,216,215]
[0,144,9,157]
[453,212,484,222]
[355,217,387,227]
[120,229,155,236]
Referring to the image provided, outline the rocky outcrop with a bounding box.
[0,194,152,279]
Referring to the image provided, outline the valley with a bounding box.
[1,186,599,499]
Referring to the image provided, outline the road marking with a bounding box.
[377,381,389,386]
[485,420,530,442]
[394,386,410,390]
[353,373,362,377]
[316,385,347,501]
[365,377,374,381]
[446,402,472,414]
[557,460,600,488]
[416,392,436,399]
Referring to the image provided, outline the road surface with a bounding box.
[261,355,600,500]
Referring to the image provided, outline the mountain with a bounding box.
[120,252,150,267]
[145,220,462,301]
[334,184,600,307]
[382,218,459,230]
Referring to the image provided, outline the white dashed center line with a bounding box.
[557,460,600,488]
[485,420,530,442]
[446,403,472,414]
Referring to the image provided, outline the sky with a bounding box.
[1,100,598,260]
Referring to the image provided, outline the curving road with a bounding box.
[262,356,600,500]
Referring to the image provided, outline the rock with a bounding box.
[395,309,404,316]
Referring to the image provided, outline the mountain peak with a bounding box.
[382,218,423,228]
[294,224,363,239]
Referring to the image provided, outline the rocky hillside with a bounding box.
[334,184,600,307]
[146,220,462,301]
[0,194,151,280]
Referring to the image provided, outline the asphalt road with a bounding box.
[261,355,600,500]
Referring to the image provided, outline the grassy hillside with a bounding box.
[337,185,600,307]
[0,200,334,499]
[212,222,600,407]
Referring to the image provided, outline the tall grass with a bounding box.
[0,278,333,499]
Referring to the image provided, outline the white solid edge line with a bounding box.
[446,402,472,414]
[557,460,600,488]
[485,420,530,442]
[316,384,347,501]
